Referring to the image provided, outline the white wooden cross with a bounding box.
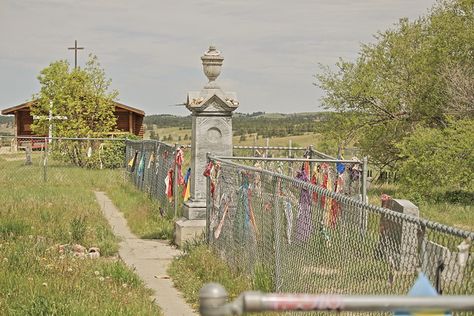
[33,101,68,142]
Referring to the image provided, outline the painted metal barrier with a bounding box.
[199,283,474,315]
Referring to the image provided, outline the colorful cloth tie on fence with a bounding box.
[336,155,345,174]
[182,168,191,201]
[203,161,220,200]
[329,174,344,228]
[239,172,258,238]
[327,157,345,227]
[175,147,185,185]
[214,194,231,240]
[311,165,319,202]
[137,154,145,177]
[324,175,333,226]
[165,169,174,201]
[129,151,138,172]
[253,161,262,196]
[147,152,155,169]
[128,156,135,168]
[294,169,313,243]
[303,161,310,178]
[203,161,215,198]
[284,198,293,244]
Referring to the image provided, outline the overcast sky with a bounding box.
[0,0,436,115]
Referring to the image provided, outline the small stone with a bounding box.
[94,271,100,276]
[72,244,86,254]
[88,247,100,259]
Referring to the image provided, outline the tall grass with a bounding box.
[0,156,161,315]
[107,181,174,239]
[168,239,250,310]
[368,183,474,231]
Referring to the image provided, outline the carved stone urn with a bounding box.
[201,46,224,87]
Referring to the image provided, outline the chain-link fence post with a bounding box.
[308,145,314,174]
[361,156,368,203]
[272,174,282,292]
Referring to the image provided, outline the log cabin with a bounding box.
[1,100,145,138]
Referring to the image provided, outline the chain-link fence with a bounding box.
[124,140,191,218]
[205,156,474,315]
[216,156,367,201]
[0,136,127,185]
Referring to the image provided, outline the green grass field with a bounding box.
[368,183,474,231]
[145,125,338,156]
[0,154,162,315]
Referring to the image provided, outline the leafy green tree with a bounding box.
[316,0,474,168]
[31,55,118,138]
[31,55,120,167]
[397,119,474,199]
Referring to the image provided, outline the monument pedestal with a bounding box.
[174,199,206,247]
[174,45,238,248]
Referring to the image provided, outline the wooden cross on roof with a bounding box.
[68,40,84,69]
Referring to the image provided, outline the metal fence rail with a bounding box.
[199,283,474,316]
[232,145,335,160]
[205,156,474,315]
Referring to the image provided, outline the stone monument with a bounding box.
[377,198,420,272]
[175,46,239,246]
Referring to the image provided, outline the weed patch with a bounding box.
[168,242,250,310]
[0,160,161,315]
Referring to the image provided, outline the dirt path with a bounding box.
[94,191,197,316]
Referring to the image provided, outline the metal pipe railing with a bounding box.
[199,283,474,316]
[216,156,361,164]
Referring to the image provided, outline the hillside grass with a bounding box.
[146,125,324,149]
[368,183,474,231]
[0,154,161,315]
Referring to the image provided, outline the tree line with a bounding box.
[144,112,330,139]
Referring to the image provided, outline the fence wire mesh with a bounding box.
[124,140,191,218]
[206,157,474,315]
[219,156,364,198]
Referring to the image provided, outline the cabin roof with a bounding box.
[1,100,145,116]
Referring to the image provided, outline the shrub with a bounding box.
[397,119,474,199]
